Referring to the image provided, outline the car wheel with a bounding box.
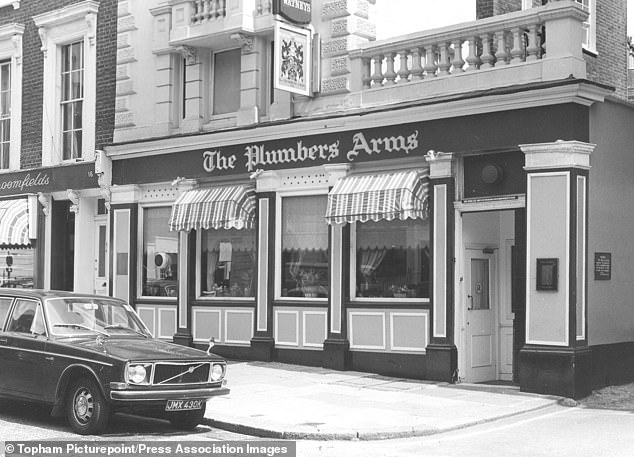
[66,377,110,435]
[168,403,206,430]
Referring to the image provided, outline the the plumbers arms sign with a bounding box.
[203,128,421,174]
[273,0,312,25]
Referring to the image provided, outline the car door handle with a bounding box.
[0,337,7,344]
[45,356,54,361]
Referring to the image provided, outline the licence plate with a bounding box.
[165,399,204,411]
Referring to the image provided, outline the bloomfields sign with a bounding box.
[273,0,311,25]
[0,162,99,198]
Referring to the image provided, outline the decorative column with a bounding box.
[250,171,280,361]
[232,33,260,127]
[322,164,351,371]
[519,140,595,399]
[424,151,457,382]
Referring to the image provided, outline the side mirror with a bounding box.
[206,336,216,355]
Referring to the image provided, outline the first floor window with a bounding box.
[281,195,329,298]
[200,228,256,298]
[0,60,10,169]
[61,41,84,160]
[354,219,430,299]
[142,207,178,297]
[212,48,241,115]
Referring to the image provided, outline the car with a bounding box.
[0,288,229,435]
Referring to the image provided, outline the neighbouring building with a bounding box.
[102,0,634,399]
[0,0,117,294]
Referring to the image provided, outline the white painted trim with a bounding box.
[192,307,222,343]
[303,310,328,348]
[455,194,526,212]
[389,311,429,352]
[433,184,447,338]
[0,1,20,10]
[349,311,386,351]
[525,172,570,347]
[106,83,609,160]
[576,175,586,341]
[112,208,131,301]
[330,224,342,334]
[136,305,157,337]
[274,309,300,346]
[257,198,269,332]
[158,306,177,339]
[177,231,188,329]
[0,25,23,171]
[224,309,254,345]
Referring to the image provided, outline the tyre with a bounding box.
[168,403,206,430]
[66,377,110,435]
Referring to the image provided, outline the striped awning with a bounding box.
[169,185,256,232]
[0,199,30,246]
[325,169,430,225]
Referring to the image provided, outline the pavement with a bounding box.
[202,361,561,441]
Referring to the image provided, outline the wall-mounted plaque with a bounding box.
[536,258,558,291]
[594,252,611,280]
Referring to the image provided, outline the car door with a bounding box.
[1,299,48,399]
[0,296,15,394]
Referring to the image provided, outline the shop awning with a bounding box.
[0,199,30,246]
[169,185,256,232]
[325,169,430,225]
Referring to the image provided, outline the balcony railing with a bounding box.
[192,0,227,24]
[344,1,588,97]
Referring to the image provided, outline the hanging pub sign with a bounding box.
[273,0,312,25]
[274,21,312,97]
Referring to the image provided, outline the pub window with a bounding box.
[60,41,84,160]
[0,60,10,169]
[140,207,178,298]
[351,219,431,300]
[212,48,241,115]
[279,195,329,299]
[199,228,256,298]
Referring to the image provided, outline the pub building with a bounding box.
[104,0,634,398]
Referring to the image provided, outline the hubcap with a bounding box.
[73,388,94,424]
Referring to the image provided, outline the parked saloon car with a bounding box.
[0,289,229,435]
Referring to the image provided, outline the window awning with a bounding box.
[325,169,430,225]
[169,185,256,232]
[0,199,30,246]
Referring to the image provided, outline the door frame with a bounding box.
[454,197,525,383]
[94,214,109,296]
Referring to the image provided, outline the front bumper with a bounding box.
[110,385,230,402]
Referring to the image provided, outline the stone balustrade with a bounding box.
[192,0,227,24]
[347,1,588,92]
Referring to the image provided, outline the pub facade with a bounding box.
[104,0,634,398]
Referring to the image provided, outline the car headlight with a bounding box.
[127,364,150,384]
[210,363,225,382]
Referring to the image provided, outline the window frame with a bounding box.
[575,0,596,54]
[34,1,98,166]
[0,59,11,169]
[275,189,330,302]
[194,227,257,302]
[349,221,431,304]
[210,47,242,118]
[137,203,179,301]
[60,40,84,161]
[0,23,23,172]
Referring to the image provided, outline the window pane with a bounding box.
[201,228,256,297]
[0,297,12,329]
[62,131,72,160]
[0,63,9,92]
[213,49,241,115]
[72,69,83,99]
[1,119,9,141]
[142,207,178,297]
[355,219,430,299]
[62,103,72,131]
[73,130,82,159]
[71,42,83,70]
[62,44,70,72]
[73,100,83,128]
[0,143,8,169]
[281,196,329,298]
[1,249,35,289]
[8,300,36,333]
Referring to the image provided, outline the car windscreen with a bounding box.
[45,298,150,337]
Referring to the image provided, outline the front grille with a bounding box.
[152,362,211,385]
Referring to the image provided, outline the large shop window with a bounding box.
[168,185,256,300]
[200,228,255,298]
[142,207,178,298]
[280,195,329,299]
[0,199,34,288]
[326,169,430,301]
